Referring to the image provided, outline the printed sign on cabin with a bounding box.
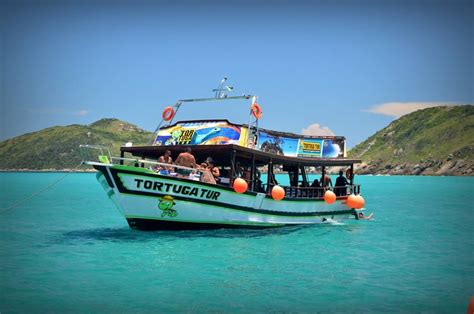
[154,121,245,146]
[297,139,323,157]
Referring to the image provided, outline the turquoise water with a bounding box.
[0,173,473,313]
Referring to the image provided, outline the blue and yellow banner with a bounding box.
[155,121,244,146]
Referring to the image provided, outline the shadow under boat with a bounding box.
[57,223,349,243]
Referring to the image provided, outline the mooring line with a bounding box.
[0,163,85,214]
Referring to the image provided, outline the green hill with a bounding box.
[0,119,153,170]
[1,107,473,175]
[349,105,474,175]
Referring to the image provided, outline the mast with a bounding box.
[151,77,255,144]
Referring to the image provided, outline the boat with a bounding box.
[81,79,366,230]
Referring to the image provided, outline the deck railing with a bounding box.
[82,152,210,182]
[80,146,362,197]
[264,184,361,199]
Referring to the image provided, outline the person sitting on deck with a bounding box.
[254,169,265,193]
[311,179,320,187]
[241,167,251,183]
[156,149,173,175]
[175,147,196,178]
[205,157,221,183]
[235,162,245,178]
[311,178,322,197]
[198,162,216,184]
[334,170,349,196]
[289,172,297,187]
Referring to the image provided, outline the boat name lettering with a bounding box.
[134,179,220,200]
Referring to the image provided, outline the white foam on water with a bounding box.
[322,218,345,225]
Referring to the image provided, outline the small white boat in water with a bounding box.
[81,79,366,230]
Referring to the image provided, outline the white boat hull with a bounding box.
[94,164,357,230]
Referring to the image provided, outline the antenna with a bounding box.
[212,77,234,98]
[150,77,253,145]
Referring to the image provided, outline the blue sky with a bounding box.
[1,0,472,147]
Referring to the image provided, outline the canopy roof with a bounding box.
[121,144,361,167]
[166,119,346,141]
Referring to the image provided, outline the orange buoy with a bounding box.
[250,103,262,119]
[346,194,358,208]
[354,195,365,209]
[468,296,474,314]
[233,178,248,194]
[271,185,285,201]
[162,106,175,121]
[324,190,336,204]
[346,194,365,209]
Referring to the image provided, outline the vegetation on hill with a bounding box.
[1,106,473,175]
[348,105,474,175]
[0,119,153,170]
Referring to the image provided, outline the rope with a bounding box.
[0,162,84,214]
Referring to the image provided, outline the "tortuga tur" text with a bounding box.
[134,179,221,200]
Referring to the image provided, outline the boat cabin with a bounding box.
[119,119,361,200]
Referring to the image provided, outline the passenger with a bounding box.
[334,170,349,196]
[254,178,265,193]
[358,212,373,220]
[175,147,196,178]
[157,149,173,174]
[250,169,263,192]
[205,157,221,183]
[289,172,296,187]
[235,162,244,178]
[241,167,251,183]
[198,162,216,184]
[311,178,322,198]
[321,174,333,188]
[311,179,321,188]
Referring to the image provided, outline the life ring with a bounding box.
[250,103,262,120]
[346,168,353,180]
[162,106,175,121]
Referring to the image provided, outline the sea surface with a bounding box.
[0,173,473,313]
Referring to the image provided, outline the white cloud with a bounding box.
[365,102,454,118]
[75,109,89,116]
[302,123,334,136]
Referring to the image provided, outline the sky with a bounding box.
[1,0,472,147]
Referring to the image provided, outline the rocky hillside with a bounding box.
[1,107,473,175]
[349,105,474,175]
[0,119,153,170]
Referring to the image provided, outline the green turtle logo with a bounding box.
[168,129,182,145]
[158,195,178,218]
[171,129,182,139]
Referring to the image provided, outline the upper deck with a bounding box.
[146,119,357,165]
[124,78,361,167]
[121,143,361,167]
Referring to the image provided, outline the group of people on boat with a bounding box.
[154,148,221,185]
[299,170,351,197]
[153,148,355,199]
